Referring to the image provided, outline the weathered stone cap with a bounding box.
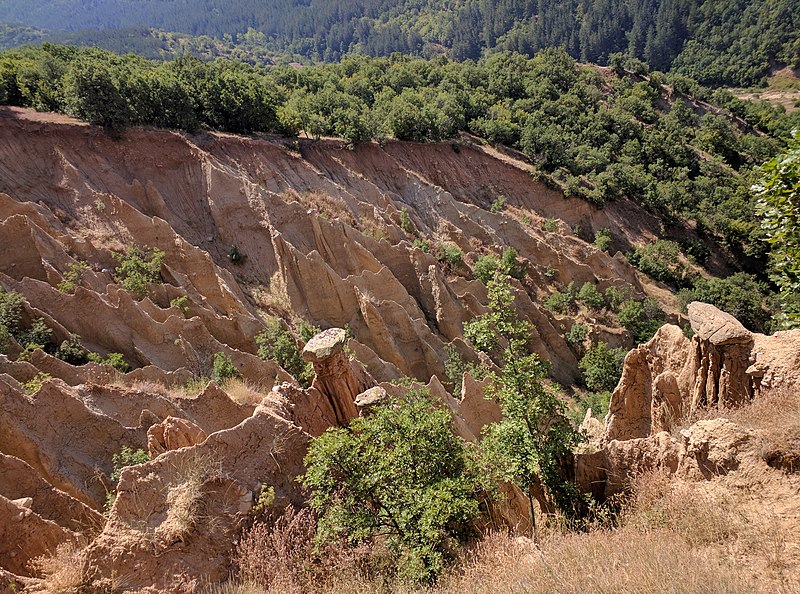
[687,302,751,346]
[355,386,389,414]
[302,328,348,362]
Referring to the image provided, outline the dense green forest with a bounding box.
[1,0,798,86]
[2,43,798,328]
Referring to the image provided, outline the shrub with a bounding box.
[19,318,53,350]
[579,342,627,392]
[256,318,313,387]
[170,295,190,314]
[0,324,10,355]
[0,288,25,337]
[57,261,90,294]
[212,352,239,385]
[113,245,165,299]
[593,228,612,252]
[302,387,488,583]
[576,390,613,420]
[545,282,577,314]
[542,218,559,233]
[399,207,415,234]
[629,240,692,287]
[412,238,431,252]
[228,244,246,264]
[22,372,53,395]
[578,282,605,310]
[618,297,665,343]
[603,286,631,312]
[474,249,524,284]
[106,445,149,514]
[473,254,501,284]
[434,243,464,268]
[490,195,507,213]
[677,273,769,332]
[565,323,589,349]
[87,351,131,373]
[55,334,89,365]
[298,320,321,343]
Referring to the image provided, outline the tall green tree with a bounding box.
[465,275,583,536]
[755,132,800,327]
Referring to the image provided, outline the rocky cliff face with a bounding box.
[578,302,800,500]
[1,108,796,592]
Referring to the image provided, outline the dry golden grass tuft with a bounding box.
[156,453,223,545]
[223,377,268,407]
[27,542,86,594]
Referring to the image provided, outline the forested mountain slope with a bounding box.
[0,0,798,86]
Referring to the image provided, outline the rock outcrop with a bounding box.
[303,328,374,426]
[580,302,800,500]
[604,302,800,444]
[147,416,208,457]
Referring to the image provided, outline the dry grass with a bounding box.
[223,377,268,406]
[156,453,223,545]
[27,542,86,594]
[216,465,798,594]
[228,506,377,594]
[290,190,356,226]
[674,387,800,472]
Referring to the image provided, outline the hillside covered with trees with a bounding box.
[1,43,799,330]
[0,0,798,86]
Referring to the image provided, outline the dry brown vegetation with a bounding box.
[214,384,800,594]
[216,471,796,594]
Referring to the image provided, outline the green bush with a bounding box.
[603,285,633,312]
[490,195,507,213]
[0,324,11,355]
[433,243,464,268]
[57,261,90,294]
[106,445,149,514]
[211,352,239,385]
[473,254,501,284]
[618,297,665,343]
[22,372,53,395]
[55,334,89,365]
[19,319,53,351]
[298,320,321,343]
[399,207,415,234]
[474,248,525,285]
[574,391,613,422]
[0,289,25,337]
[593,228,612,252]
[170,295,190,314]
[579,342,627,392]
[87,351,131,373]
[302,387,487,583]
[629,240,692,287]
[256,318,313,387]
[577,282,605,310]
[113,246,165,299]
[545,282,577,314]
[542,218,559,233]
[677,272,769,332]
[412,238,431,252]
[565,323,589,348]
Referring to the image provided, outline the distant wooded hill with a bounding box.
[0,0,798,86]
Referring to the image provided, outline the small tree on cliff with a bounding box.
[465,274,583,536]
[301,387,488,583]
